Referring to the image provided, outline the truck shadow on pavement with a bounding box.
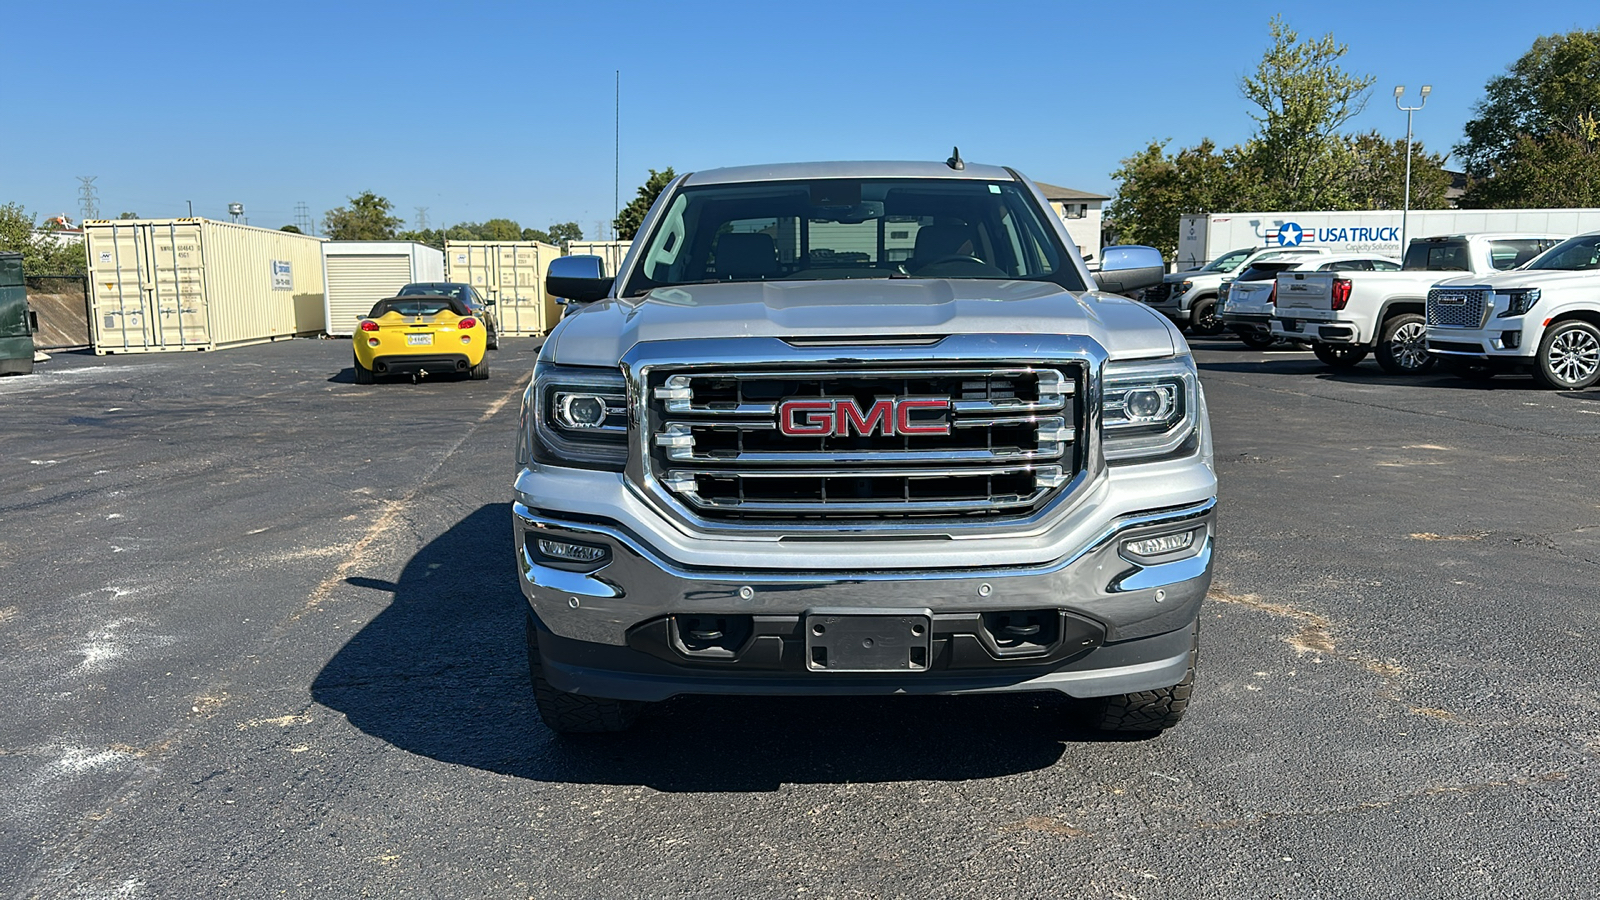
[312,504,1132,792]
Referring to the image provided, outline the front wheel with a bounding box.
[1313,343,1368,369]
[1237,330,1277,350]
[1375,313,1435,375]
[1189,298,1226,336]
[1090,626,1197,734]
[1534,320,1600,390]
[527,618,642,734]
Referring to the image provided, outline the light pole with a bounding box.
[1394,84,1431,255]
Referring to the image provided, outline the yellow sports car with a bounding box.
[352,294,489,384]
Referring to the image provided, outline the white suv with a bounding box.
[1427,231,1600,389]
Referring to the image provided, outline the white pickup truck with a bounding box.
[1142,246,1331,335]
[1270,233,1565,373]
[1427,231,1600,389]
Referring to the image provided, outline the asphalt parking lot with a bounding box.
[3,335,1598,899]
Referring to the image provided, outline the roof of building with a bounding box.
[1033,181,1110,202]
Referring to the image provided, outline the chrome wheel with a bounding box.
[1391,321,1430,370]
[1548,327,1600,385]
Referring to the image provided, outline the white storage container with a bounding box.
[445,240,562,336]
[83,219,326,354]
[564,240,632,278]
[322,242,445,336]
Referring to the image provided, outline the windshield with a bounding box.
[1201,248,1253,273]
[399,283,471,302]
[368,297,466,318]
[621,178,1083,296]
[1524,235,1600,271]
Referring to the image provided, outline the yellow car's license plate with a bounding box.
[407,334,432,346]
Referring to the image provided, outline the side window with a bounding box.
[1371,259,1401,271]
[1319,259,1371,272]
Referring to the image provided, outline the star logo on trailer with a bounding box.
[1276,222,1305,247]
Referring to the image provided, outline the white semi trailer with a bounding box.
[1177,208,1600,270]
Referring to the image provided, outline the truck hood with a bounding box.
[545,279,1179,365]
[1434,269,1596,291]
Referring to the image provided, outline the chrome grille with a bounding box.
[1427,288,1489,328]
[1143,283,1173,303]
[646,366,1082,521]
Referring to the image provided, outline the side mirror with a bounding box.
[1093,245,1166,295]
[483,298,496,306]
[547,254,612,304]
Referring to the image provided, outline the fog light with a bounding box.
[1123,531,1195,557]
[556,393,608,429]
[460,335,471,345]
[537,538,609,564]
[368,337,380,347]
[1500,330,1521,350]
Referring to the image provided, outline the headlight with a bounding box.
[1176,280,1194,295]
[1497,288,1541,318]
[1102,356,1200,463]
[522,361,629,471]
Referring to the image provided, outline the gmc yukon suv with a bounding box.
[516,160,1216,734]
[1427,231,1600,389]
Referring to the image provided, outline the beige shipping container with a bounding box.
[565,240,632,278]
[445,240,562,336]
[83,219,326,355]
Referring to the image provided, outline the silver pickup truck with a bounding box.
[516,160,1216,734]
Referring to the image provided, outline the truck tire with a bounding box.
[1313,343,1368,368]
[468,356,490,381]
[353,353,375,385]
[1533,319,1600,390]
[1189,298,1225,336]
[1091,626,1197,734]
[527,617,642,733]
[1375,313,1435,375]
[1238,330,1276,350]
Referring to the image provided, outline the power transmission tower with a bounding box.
[414,207,429,230]
[295,201,313,235]
[77,176,100,222]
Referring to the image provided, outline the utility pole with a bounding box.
[76,176,99,222]
[414,206,429,230]
[1394,84,1431,255]
[614,69,620,242]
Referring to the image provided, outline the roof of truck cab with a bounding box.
[682,160,1018,185]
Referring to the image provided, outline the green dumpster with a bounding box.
[1,252,38,375]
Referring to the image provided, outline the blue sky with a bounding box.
[2,1,1593,236]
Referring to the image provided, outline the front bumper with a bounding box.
[512,497,1215,700]
[1426,324,1531,361]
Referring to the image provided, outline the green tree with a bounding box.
[480,218,523,241]
[279,224,302,234]
[1104,140,1248,257]
[322,191,402,240]
[0,202,87,274]
[1458,28,1600,208]
[613,168,676,240]
[398,228,445,249]
[117,211,139,220]
[521,227,552,243]
[1235,16,1375,210]
[547,221,583,244]
[1344,131,1451,211]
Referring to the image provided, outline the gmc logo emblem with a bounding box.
[778,398,951,437]
[1437,294,1466,306]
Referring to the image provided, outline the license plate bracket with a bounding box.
[804,610,932,672]
[407,333,432,346]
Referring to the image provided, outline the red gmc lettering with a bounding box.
[779,400,835,436]
[777,398,951,437]
[895,399,951,435]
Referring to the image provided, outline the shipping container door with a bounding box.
[89,224,155,350]
[142,223,208,348]
[325,255,414,335]
[498,245,548,336]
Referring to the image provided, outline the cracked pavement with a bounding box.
[2,337,1597,899]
